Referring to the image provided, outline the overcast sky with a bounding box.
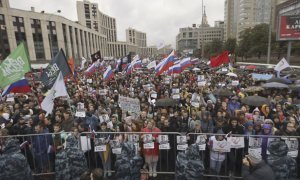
[9,0,225,48]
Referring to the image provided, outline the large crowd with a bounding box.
[0,57,300,180]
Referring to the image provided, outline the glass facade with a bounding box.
[69,26,74,58]
[31,19,45,60]
[62,23,69,58]
[47,21,59,58]
[0,14,10,59]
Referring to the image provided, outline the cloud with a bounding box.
[9,0,224,48]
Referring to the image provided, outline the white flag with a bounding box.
[274,58,290,72]
[41,72,69,115]
[80,57,87,70]
[147,61,156,69]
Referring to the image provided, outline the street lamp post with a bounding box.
[267,6,272,64]
[41,10,61,59]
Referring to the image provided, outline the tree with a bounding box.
[204,39,223,57]
[224,38,237,54]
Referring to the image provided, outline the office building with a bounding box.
[0,0,108,65]
[176,9,224,53]
[126,28,147,47]
[0,0,158,64]
[224,0,288,41]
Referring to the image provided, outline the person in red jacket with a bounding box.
[141,119,161,177]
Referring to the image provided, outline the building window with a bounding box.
[47,21,58,58]
[86,20,91,28]
[189,32,193,38]
[31,19,45,60]
[62,23,69,58]
[13,16,26,46]
[93,21,98,31]
[0,14,10,59]
[84,4,90,19]
[0,0,2,7]
[75,28,80,61]
[183,32,186,38]
[69,26,74,58]
[91,4,97,18]
[80,29,84,57]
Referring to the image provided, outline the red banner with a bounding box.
[278,15,300,41]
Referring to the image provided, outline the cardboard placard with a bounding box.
[227,137,245,149]
[95,145,107,152]
[75,111,86,117]
[143,142,154,149]
[232,81,239,86]
[112,148,122,154]
[177,144,188,151]
[118,96,141,114]
[212,140,231,152]
[159,143,170,150]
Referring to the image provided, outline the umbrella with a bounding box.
[241,95,269,107]
[242,86,264,93]
[192,68,201,72]
[213,89,234,96]
[226,72,238,77]
[262,82,289,89]
[267,78,292,84]
[155,98,178,107]
[289,84,300,92]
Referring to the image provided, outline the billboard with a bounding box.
[277,15,300,41]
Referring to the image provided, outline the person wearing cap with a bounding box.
[242,152,275,180]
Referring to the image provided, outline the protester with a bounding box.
[1,52,300,180]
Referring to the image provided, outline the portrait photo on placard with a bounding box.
[95,138,106,146]
[110,140,121,149]
[249,137,262,148]
[128,134,140,142]
[143,134,153,143]
[196,135,207,144]
[177,136,187,144]
[158,135,169,144]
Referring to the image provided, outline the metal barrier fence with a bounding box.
[1,132,299,179]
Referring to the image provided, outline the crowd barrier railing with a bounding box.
[1,132,299,179]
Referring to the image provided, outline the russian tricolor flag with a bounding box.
[168,64,182,75]
[103,65,114,81]
[126,64,133,75]
[180,57,192,70]
[84,63,97,76]
[133,60,142,69]
[1,78,31,97]
[155,50,175,76]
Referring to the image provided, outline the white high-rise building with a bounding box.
[224,0,288,41]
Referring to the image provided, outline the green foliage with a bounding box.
[224,38,237,54]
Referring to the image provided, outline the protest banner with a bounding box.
[118,96,141,114]
[80,136,91,152]
[212,140,231,152]
[227,137,245,149]
[282,137,298,157]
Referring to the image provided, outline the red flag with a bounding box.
[210,51,230,68]
[68,57,75,74]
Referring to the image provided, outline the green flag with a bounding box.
[0,42,31,88]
